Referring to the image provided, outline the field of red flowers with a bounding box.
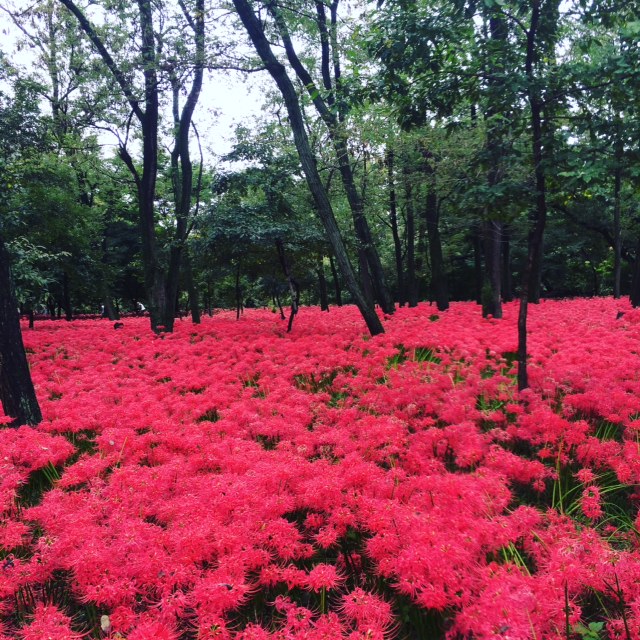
[2,299,640,639]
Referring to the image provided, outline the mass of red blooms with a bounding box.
[2,298,640,639]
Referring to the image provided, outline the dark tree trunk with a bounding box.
[60,0,163,332]
[518,0,548,392]
[28,308,35,330]
[630,242,640,307]
[276,239,300,332]
[274,290,286,320]
[62,271,72,321]
[502,225,513,302]
[164,0,205,331]
[232,0,383,335]
[183,249,201,324]
[235,262,243,320]
[614,127,623,299]
[359,249,375,308]
[482,219,502,318]
[425,186,449,311]
[0,235,42,427]
[387,149,405,305]
[269,2,394,316]
[103,297,119,321]
[329,255,342,306]
[472,226,483,305]
[404,169,418,307]
[318,256,329,311]
[481,9,508,318]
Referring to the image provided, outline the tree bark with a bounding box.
[502,225,513,302]
[518,0,548,392]
[318,256,329,311]
[404,168,418,307]
[329,255,342,306]
[0,235,42,427]
[630,242,640,307]
[183,249,201,324]
[386,149,405,305]
[164,0,205,331]
[269,3,394,315]
[232,0,384,335]
[62,270,72,321]
[472,225,483,304]
[613,125,623,299]
[425,183,449,311]
[59,0,164,332]
[482,219,502,318]
[276,239,300,332]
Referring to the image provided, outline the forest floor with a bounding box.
[2,298,640,639]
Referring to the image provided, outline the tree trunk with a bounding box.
[232,0,383,335]
[329,255,342,306]
[387,149,405,305]
[183,249,201,324]
[103,296,119,321]
[472,226,483,305]
[235,262,243,320]
[404,168,418,307]
[481,8,507,318]
[425,185,449,311]
[613,127,623,299]
[318,256,329,311]
[59,0,163,332]
[269,3,394,316]
[62,270,72,321]
[518,0,548,392]
[0,235,42,427]
[165,1,205,331]
[502,225,513,302]
[482,219,502,318]
[276,239,300,331]
[630,241,640,307]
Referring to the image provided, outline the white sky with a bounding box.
[0,3,267,165]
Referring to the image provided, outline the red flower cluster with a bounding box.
[1,299,640,638]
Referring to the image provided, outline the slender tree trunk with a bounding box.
[359,250,374,308]
[329,255,342,306]
[318,256,329,311]
[472,226,483,304]
[502,225,513,302]
[232,0,383,335]
[613,128,623,299]
[235,262,243,320]
[269,3,394,315]
[103,297,118,321]
[387,149,405,305]
[482,219,502,318]
[481,9,507,318]
[183,249,200,324]
[0,235,42,427]
[62,270,72,321]
[404,169,418,307]
[425,186,449,311]
[518,0,548,392]
[276,239,300,332]
[630,243,640,307]
[59,0,163,332]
